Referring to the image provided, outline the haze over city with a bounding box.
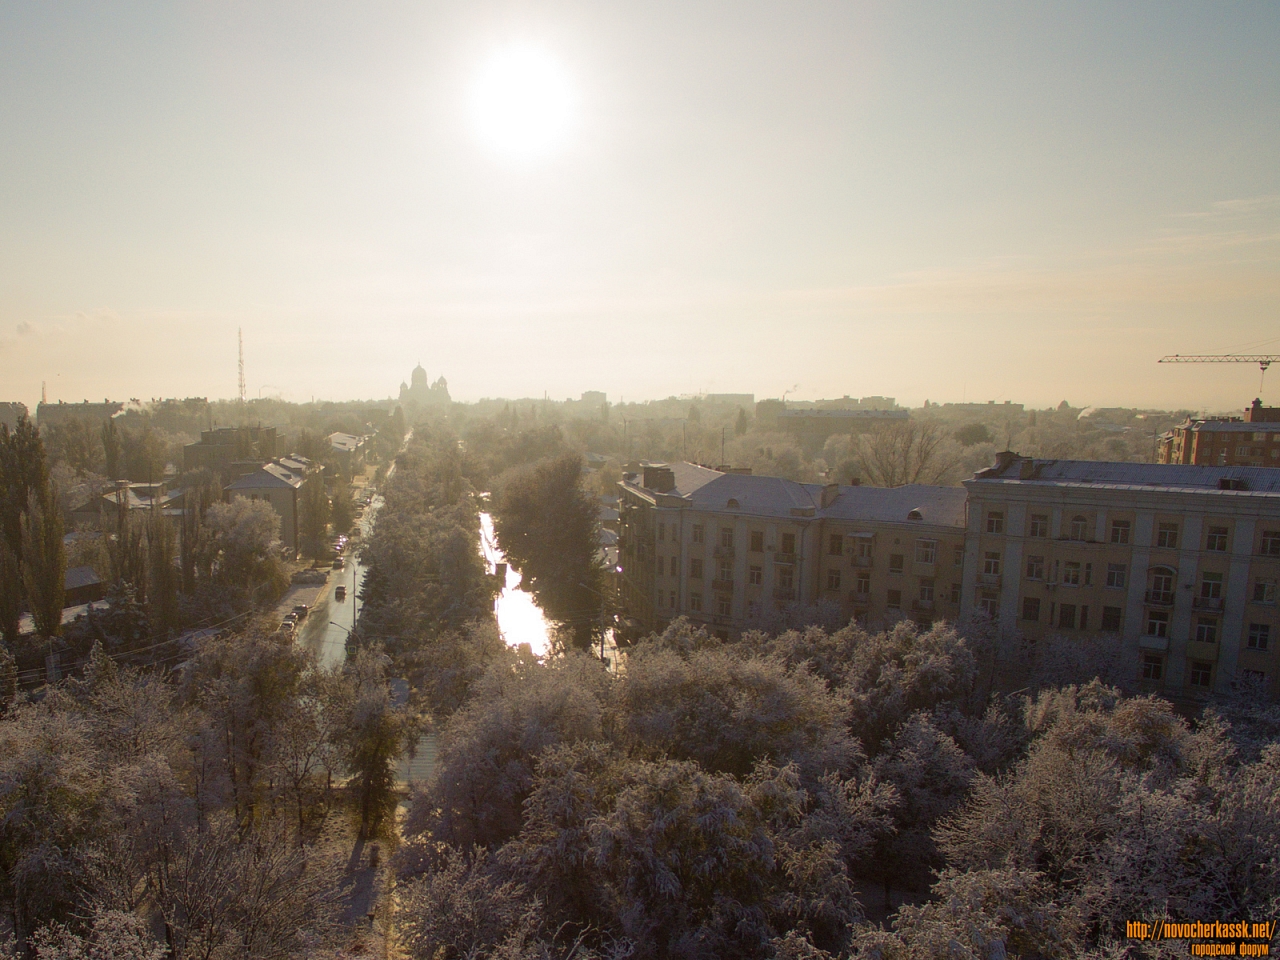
[2,2,1278,411]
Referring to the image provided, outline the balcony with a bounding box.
[774,552,797,565]
[713,545,735,559]
[711,579,734,593]
[849,590,871,605]
[1144,590,1176,608]
[852,555,874,568]
[911,599,936,613]
[978,573,1002,587]
[1193,596,1224,612]
[773,587,796,602]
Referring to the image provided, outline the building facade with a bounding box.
[1159,400,1280,466]
[960,453,1280,699]
[617,462,967,640]
[224,455,321,556]
[184,426,279,479]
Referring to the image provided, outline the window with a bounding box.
[749,565,763,586]
[1248,623,1270,651]
[1253,580,1276,604]
[750,531,764,552]
[780,532,796,554]
[983,552,1001,576]
[919,579,935,602]
[978,590,999,617]
[881,588,900,610]
[1262,531,1280,556]
[659,557,667,576]
[953,545,964,566]
[1025,555,1045,580]
[1196,617,1218,643]
[776,566,794,590]
[1242,668,1267,684]
[1059,603,1077,629]
[1069,515,1089,541]
[1084,562,1092,586]
[747,600,759,619]
[986,511,1004,534]
[827,568,841,591]
[856,538,874,562]
[855,573,871,596]
[1157,522,1179,549]
[915,540,937,564]
[717,559,733,582]
[1080,605,1088,630]
[689,592,702,612]
[1142,654,1164,681]
[1149,568,1174,601]
[1063,561,1082,586]
[658,523,665,542]
[1022,597,1041,621]
[1201,572,1223,599]
[669,590,677,609]
[1110,519,1131,544]
[1206,526,1229,552]
[889,553,905,574]
[950,582,961,603]
[717,595,731,617]
[1101,606,1122,631]
[690,558,703,580]
[1189,661,1213,689]
[720,528,734,548]
[692,525,704,544]
[1107,563,1127,589]
[1146,611,1169,637]
[1029,514,1049,538]
[828,534,843,556]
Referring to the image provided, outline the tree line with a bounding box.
[391,616,1280,959]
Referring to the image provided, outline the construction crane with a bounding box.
[1158,354,1280,395]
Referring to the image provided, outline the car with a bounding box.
[278,620,296,637]
[283,612,298,623]
[332,557,346,570]
[292,604,309,620]
[335,585,347,600]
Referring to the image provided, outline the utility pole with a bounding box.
[721,426,726,466]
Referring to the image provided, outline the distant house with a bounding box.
[64,565,105,606]
[0,402,28,430]
[69,482,184,526]
[224,456,322,556]
[184,426,279,481]
[326,432,367,477]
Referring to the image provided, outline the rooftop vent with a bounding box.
[907,509,924,521]
[726,498,740,509]
[1218,477,1249,491]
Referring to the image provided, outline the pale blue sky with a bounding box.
[1,2,1277,411]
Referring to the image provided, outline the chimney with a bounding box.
[849,476,861,486]
[820,483,839,508]
[642,464,676,493]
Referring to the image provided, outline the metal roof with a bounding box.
[969,455,1280,496]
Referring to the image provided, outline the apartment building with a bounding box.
[1159,399,1280,466]
[224,455,322,556]
[617,462,967,639]
[961,453,1280,699]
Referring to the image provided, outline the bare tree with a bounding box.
[856,419,961,487]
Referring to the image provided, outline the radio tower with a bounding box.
[238,328,246,405]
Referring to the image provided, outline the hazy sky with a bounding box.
[2,2,1278,412]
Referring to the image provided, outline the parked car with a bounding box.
[332,557,345,570]
[278,620,296,637]
[292,604,309,620]
[335,585,347,600]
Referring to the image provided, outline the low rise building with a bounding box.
[1159,400,1280,467]
[184,426,279,480]
[962,453,1280,699]
[617,462,967,639]
[0,402,28,430]
[776,408,909,447]
[224,455,322,556]
[36,400,124,427]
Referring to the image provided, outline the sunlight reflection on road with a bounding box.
[479,511,553,657]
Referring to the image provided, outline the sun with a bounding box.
[470,44,575,159]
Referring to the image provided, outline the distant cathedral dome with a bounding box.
[399,363,451,407]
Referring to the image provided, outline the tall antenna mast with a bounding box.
[238,328,246,405]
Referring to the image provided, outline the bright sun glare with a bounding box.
[470,45,575,159]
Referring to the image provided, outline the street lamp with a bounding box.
[577,580,614,668]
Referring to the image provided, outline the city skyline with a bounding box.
[2,2,1278,411]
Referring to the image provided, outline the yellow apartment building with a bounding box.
[617,463,967,639]
[962,453,1280,699]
